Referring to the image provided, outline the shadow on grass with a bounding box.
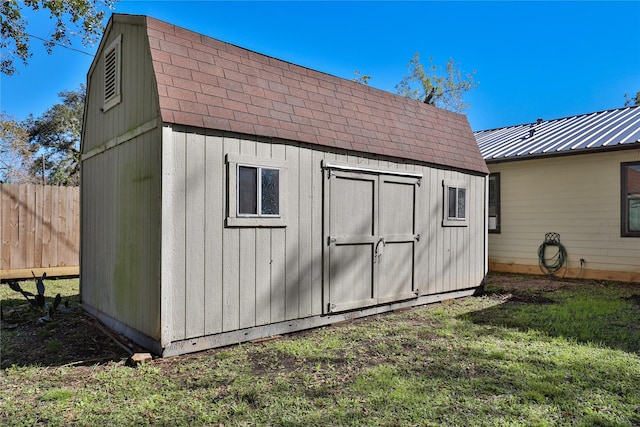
[1,294,129,369]
[463,285,640,355]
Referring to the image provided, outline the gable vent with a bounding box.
[104,48,117,100]
[103,34,122,111]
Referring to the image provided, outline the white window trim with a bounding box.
[442,179,468,227]
[103,34,122,112]
[226,154,287,227]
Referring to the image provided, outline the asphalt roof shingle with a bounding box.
[142,15,488,175]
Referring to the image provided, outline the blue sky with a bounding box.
[1,1,639,131]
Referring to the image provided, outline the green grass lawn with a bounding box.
[1,274,639,426]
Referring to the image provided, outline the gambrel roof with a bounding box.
[475,106,640,163]
[138,15,488,174]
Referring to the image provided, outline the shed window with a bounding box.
[103,35,122,112]
[443,180,468,227]
[488,173,501,233]
[226,154,287,227]
[622,162,640,237]
[238,166,280,216]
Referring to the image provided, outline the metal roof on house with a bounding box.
[475,106,640,162]
[139,15,489,175]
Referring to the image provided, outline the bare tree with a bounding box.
[396,53,478,113]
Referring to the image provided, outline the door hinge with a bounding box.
[327,236,337,245]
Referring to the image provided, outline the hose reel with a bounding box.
[537,232,567,275]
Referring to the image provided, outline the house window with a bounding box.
[226,154,286,227]
[622,161,640,237]
[443,179,468,227]
[103,34,122,112]
[488,173,500,233]
[238,166,280,216]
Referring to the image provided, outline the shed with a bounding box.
[81,14,489,356]
[476,106,640,282]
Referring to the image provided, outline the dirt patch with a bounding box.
[486,273,571,292]
[623,294,640,307]
[1,306,129,369]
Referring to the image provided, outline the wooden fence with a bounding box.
[0,184,80,280]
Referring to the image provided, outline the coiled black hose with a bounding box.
[537,240,567,275]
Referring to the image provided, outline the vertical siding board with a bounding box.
[239,228,257,328]
[255,228,271,325]
[222,137,241,332]
[285,145,300,320]
[310,150,324,315]
[239,138,257,328]
[270,143,287,323]
[169,131,187,340]
[204,133,224,335]
[415,166,429,295]
[441,169,452,293]
[185,131,206,338]
[298,147,313,318]
[106,148,116,313]
[428,169,439,294]
[254,142,272,325]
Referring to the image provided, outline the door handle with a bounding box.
[375,237,385,263]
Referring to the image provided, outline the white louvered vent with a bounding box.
[103,35,122,111]
[104,48,117,100]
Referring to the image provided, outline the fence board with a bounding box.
[0,184,79,279]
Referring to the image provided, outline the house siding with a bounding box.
[488,150,640,280]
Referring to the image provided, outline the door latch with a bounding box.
[374,237,386,263]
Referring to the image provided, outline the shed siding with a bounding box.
[82,16,164,340]
[488,150,640,276]
[81,129,162,339]
[164,127,486,342]
[83,18,159,153]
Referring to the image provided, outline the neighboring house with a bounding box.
[475,106,640,282]
[81,14,489,356]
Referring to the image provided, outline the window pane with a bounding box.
[261,168,279,215]
[629,199,640,232]
[448,187,457,219]
[627,165,640,194]
[626,165,640,233]
[488,175,497,216]
[238,166,257,215]
[457,188,466,219]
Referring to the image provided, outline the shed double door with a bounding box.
[323,167,420,313]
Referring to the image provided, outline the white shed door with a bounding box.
[323,168,419,313]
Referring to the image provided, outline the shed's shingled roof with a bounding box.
[140,15,488,174]
[475,106,640,162]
